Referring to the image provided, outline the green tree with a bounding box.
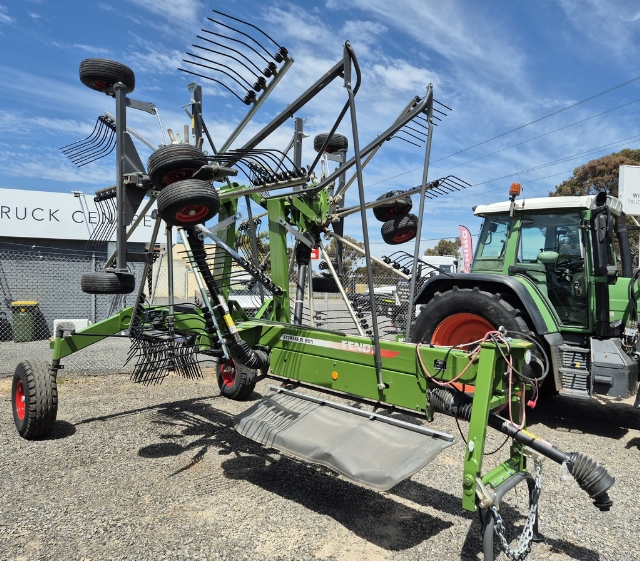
[324,236,366,275]
[550,148,640,197]
[424,238,461,260]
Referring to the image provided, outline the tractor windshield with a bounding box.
[517,212,588,327]
[472,214,511,271]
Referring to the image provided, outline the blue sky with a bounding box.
[2,0,640,258]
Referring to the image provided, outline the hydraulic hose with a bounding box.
[427,386,615,511]
[187,229,267,370]
[293,242,312,325]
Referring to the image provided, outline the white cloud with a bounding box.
[126,0,204,27]
[0,4,14,25]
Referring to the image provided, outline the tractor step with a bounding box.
[234,386,454,491]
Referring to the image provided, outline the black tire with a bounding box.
[79,58,135,94]
[81,271,136,294]
[373,190,412,222]
[216,359,257,400]
[411,287,544,379]
[12,360,58,440]
[147,144,208,190]
[312,276,341,293]
[313,133,349,153]
[157,179,220,226]
[381,213,418,245]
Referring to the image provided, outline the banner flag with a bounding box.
[458,225,473,273]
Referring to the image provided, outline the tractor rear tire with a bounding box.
[373,190,412,222]
[157,179,220,226]
[412,287,545,380]
[81,271,136,294]
[313,133,349,154]
[12,360,58,440]
[147,144,208,190]
[381,213,418,245]
[79,58,135,94]
[216,359,257,400]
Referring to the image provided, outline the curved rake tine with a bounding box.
[179,65,247,104]
[404,125,429,139]
[207,17,275,61]
[195,36,262,78]
[197,34,269,77]
[241,150,289,175]
[393,135,421,148]
[67,121,112,161]
[74,129,116,167]
[185,52,253,90]
[60,118,102,153]
[202,25,271,66]
[212,9,284,50]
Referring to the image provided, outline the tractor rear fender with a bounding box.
[414,273,557,335]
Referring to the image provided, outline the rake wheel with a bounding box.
[147,144,208,190]
[216,358,257,400]
[373,190,412,222]
[79,58,135,94]
[157,179,220,227]
[381,213,419,245]
[81,271,136,294]
[313,132,349,154]
[12,360,58,440]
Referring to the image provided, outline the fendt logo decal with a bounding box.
[281,334,400,358]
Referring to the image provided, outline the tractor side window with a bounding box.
[518,212,588,327]
[472,214,511,271]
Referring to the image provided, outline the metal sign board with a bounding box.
[618,165,640,216]
[0,187,165,243]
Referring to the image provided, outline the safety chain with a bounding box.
[492,463,542,561]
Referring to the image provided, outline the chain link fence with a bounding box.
[0,242,427,345]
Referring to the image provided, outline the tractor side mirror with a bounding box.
[595,210,613,244]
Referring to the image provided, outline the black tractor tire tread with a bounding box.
[12,360,58,440]
[147,144,208,190]
[312,276,341,293]
[313,133,349,153]
[373,190,413,222]
[411,287,545,380]
[381,213,419,245]
[79,58,135,94]
[157,179,220,227]
[81,272,136,294]
[216,360,257,400]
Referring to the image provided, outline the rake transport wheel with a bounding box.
[157,179,220,227]
[373,190,412,222]
[313,132,349,153]
[381,213,419,245]
[147,144,208,190]
[216,359,257,400]
[12,360,58,440]
[79,58,135,94]
[311,276,341,293]
[81,271,136,294]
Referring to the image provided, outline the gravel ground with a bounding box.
[1,343,639,561]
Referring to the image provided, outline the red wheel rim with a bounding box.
[175,204,209,223]
[432,313,494,346]
[15,380,25,420]
[392,229,415,243]
[92,80,107,90]
[384,208,398,220]
[221,361,236,386]
[164,168,195,185]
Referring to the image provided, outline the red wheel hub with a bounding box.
[392,229,415,243]
[220,361,236,386]
[384,209,398,220]
[432,313,494,346]
[15,380,25,420]
[175,204,209,223]
[92,80,107,91]
[164,168,195,185]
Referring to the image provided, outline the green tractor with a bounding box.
[413,184,640,405]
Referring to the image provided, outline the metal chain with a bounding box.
[492,464,542,561]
